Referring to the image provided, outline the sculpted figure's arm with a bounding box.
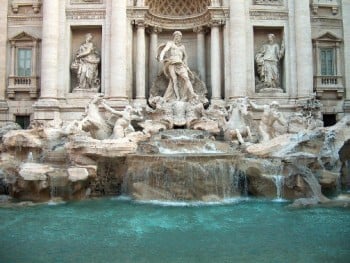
[158,42,172,62]
[275,112,287,126]
[101,100,123,117]
[248,100,264,111]
[77,44,93,59]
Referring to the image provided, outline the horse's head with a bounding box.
[235,98,249,116]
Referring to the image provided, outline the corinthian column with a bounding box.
[135,21,146,101]
[40,0,60,99]
[149,27,161,91]
[229,0,247,98]
[295,0,313,98]
[110,0,128,101]
[194,27,206,81]
[210,22,221,100]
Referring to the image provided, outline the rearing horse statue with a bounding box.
[224,97,252,144]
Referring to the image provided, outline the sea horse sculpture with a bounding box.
[224,98,252,144]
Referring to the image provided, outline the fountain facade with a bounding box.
[0,0,349,207]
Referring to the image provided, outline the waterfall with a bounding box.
[241,173,248,197]
[27,152,34,162]
[273,175,284,201]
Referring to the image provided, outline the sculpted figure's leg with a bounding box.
[236,129,244,144]
[179,71,197,100]
[246,126,252,141]
[168,65,180,100]
[259,124,270,142]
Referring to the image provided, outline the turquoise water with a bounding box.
[0,198,349,263]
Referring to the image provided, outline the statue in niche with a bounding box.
[157,31,199,102]
[71,33,100,92]
[255,33,285,93]
[248,100,286,142]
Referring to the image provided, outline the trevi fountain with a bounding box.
[0,1,349,262]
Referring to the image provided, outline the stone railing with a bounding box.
[254,0,283,5]
[311,0,339,15]
[314,75,343,98]
[7,76,40,99]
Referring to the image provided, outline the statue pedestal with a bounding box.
[72,88,99,93]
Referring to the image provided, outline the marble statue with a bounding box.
[101,101,143,139]
[157,31,198,102]
[71,33,101,92]
[80,94,111,139]
[249,100,286,142]
[255,33,284,92]
[224,98,252,144]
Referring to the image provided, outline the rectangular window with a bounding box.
[320,48,335,76]
[17,48,32,77]
[15,115,31,129]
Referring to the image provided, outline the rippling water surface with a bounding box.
[0,198,349,263]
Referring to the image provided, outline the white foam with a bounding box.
[135,197,247,207]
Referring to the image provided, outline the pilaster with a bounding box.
[295,0,313,98]
[342,0,350,112]
[0,1,9,120]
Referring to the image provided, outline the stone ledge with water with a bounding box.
[0,95,349,208]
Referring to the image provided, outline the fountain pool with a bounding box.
[0,198,349,263]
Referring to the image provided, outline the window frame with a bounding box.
[17,48,33,77]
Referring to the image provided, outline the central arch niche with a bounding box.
[144,0,213,30]
[147,0,211,18]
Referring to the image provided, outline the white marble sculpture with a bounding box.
[101,101,143,139]
[255,33,284,92]
[224,98,252,144]
[249,100,286,142]
[157,31,198,102]
[71,33,101,92]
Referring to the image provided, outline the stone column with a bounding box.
[194,27,206,81]
[295,0,313,98]
[110,0,128,101]
[223,17,230,101]
[0,2,8,117]
[40,0,60,99]
[135,21,146,102]
[343,0,350,111]
[210,22,221,100]
[288,0,297,98]
[229,0,247,98]
[149,27,161,91]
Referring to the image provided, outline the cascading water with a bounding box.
[27,152,34,162]
[272,175,284,201]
